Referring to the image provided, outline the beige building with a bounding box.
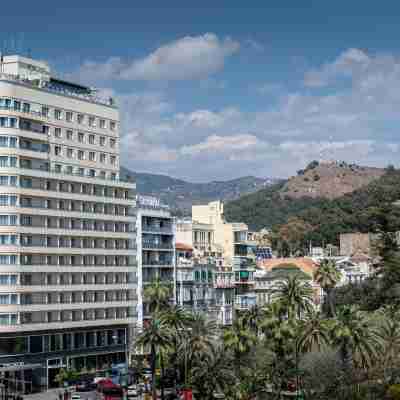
[192,200,253,267]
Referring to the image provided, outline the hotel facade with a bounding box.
[0,55,137,392]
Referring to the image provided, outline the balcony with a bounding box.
[234,270,255,285]
[235,294,257,310]
[142,225,173,234]
[142,241,174,250]
[0,104,49,122]
[214,272,235,288]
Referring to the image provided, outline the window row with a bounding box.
[0,293,17,304]
[19,235,134,250]
[54,128,116,147]
[0,313,17,325]
[0,117,17,128]
[0,156,17,168]
[19,214,133,232]
[53,145,117,165]
[0,196,17,206]
[0,98,117,131]
[0,255,16,265]
[20,307,133,325]
[20,254,136,267]
[0,274,17,284]
[0,328,126,355]
[21,290,134,305]
[20,197,132,214]
[20,272,134,286]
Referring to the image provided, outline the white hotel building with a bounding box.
[0,55,137,392]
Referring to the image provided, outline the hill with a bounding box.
[283,161,385,199]
[120,167,279,214]
[224,163,400,246]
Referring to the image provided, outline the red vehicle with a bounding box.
[97,378,124,400]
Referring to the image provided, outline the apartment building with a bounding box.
[0,55,137,392]
[176,219,234,325]
[136,195,175,329]
[191,201,257,312]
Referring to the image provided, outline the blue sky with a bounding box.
[2,1,400,181]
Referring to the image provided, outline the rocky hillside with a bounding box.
[282,161,385,199]
[120,167,279,214]
[224,161,392,234]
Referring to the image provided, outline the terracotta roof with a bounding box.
[258,257,318,278]
[176,242,193,251]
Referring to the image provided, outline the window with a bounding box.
[78,132,84,143]
[54,128,62,138]
[77,114,84,124]
[66,111,73,122]
[67,148,74,158]
[42,125,49,134]
[110,121,116,131]
[13,101,21,111]
[66,165,73,174]
[66,130,73,140]
[88,134,95,144]
[54,109,62,120]
[9,137,16,147]
[54,146,61,156]
[22,103,30,113]
[89,152,95,161]
[0,256,16,265]
[78,150,84,160]
[100,154,106,163]
[54,164,61,173]
[100,120,106,129]
[88,116,95,127]
[110,156,116,165]
[89,169,96,177]
[78,168,84,176]
[41,106,49,117]
[110,138,116,148]
[100,136,106,146]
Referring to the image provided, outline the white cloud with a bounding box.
[86,48,400,181]
[74,33,239,83]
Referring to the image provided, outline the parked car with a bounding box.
[71,394,81,400]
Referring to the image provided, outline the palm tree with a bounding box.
[330,305,379,371]
[179,313,218,388]
[223,316,258,375]
[260,301,298,358]
[160,306,193,394]
[144,279,173,316]
[191,343,235,400]
[314,259,342,317]
[136,318,172,400]
[242,305,263,334]
[274,275,314,320]
[297,310,331,353]
[375,306,400,383]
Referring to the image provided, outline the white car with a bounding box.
[71,394,81,400]
[127,385,139,397]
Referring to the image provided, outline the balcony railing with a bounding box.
[142,225,173,234]
[142,241,174,250]
[0,104,49,120]
[0,73,116,107]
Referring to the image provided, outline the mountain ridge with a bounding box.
[120,167,280,214]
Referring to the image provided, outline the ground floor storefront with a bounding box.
[0,325,129,394]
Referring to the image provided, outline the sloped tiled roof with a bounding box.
[258,257,318,278]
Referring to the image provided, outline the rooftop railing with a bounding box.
[0,73,116,108]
